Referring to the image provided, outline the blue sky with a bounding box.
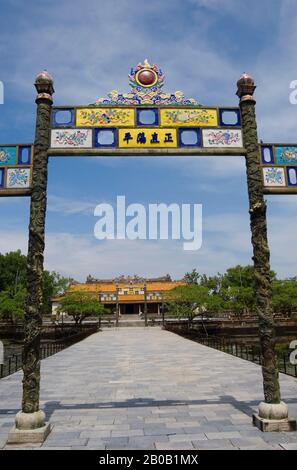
[0,0,297,281]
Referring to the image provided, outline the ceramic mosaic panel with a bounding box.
[0,146,17,166]
[275,146,297,165]
[0,145,34,195]
[76,108,135,127]
[51,129,92,148]
[202,129,243,148]
[263,167,286,187]
[6,168,31,189]
[160,108,218,127]
[118,128,177,148]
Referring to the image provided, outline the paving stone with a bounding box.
[239,443,280,450]
[206,431,242,440]
[102,437,129,448]
[144,427,175,437]
[169,433,207,442]
[128,436,169,449]
[231,437,265,448]
[155,441,195,450]
[260,433,295,444]
[43,439,88,447]
[192,439,235,450]
[80,430,111,438]
[111,429,144,437]
[46,431,81,440]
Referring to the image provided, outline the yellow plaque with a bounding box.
[76,108,135,127]
[160,108,218,127]
[119,128,177,148]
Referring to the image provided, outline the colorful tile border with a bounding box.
[0,145,33,195]
[51,106,242,130]
[261,143,297,192]
[50,118,244,150]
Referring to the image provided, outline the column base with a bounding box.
[7,423,51,444]
[253,414,297,432]
[6,410,51,444]
[253,401,297,432]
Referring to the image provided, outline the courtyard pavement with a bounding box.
[1,327,297,450]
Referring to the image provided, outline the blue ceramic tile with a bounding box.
[0,168,4,187]
[219,108,241,127]
[136,108,159,126]
[18,146,32,165]
[178,128,201,147]
[52,108,75,127]
[261,146,274,164]
[0,146,17,166]
[287,167,297,186]
[94,128,117,147]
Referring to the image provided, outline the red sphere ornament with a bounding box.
[136,68,158,87]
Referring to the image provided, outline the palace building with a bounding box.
[52,275,185,318]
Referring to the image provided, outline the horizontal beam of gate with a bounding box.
[47,147,247,157]
[2,141,297,195]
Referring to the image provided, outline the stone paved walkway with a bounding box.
[1,327,297,450]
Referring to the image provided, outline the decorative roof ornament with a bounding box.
[94,60,199,106]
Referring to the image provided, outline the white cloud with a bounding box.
[48,195,96,215]
[0,203,296,281]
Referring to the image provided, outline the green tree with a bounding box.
[0,250,27,293]
[42,271,71,315]
[0,249,70,317]
[272,278,297,316]
[57,291,106,325]
[165,284,209,328]
[0,288,26,324]
[221,285,255,317]
[184,269,200,285]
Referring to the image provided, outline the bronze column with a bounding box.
[237,73,296,431]
[8,71,54,443]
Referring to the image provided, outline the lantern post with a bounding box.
[237,74,296,432]
[7,71,54,443]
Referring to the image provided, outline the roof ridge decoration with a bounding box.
[93,59,200,106]
[85,274,173,284]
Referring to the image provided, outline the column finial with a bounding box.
[35,70,54,102]
[236,72,256,103]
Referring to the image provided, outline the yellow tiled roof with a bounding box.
[69,280,185,294]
